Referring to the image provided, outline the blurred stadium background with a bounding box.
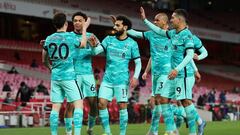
[0,0,240,134]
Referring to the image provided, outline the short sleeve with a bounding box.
[143,31,151,40]
[193,36,203,50]
[184,35,194,49]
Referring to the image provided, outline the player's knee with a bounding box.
[160,96,169,104]
[155,95,161,105]
[52,104,61,112]
[64,103,74,117]
[181,99,192,107]
[66,103,75,110]
[88,97,98,108]
[66,103,74,111]
[118,102,127,109]
[98,101,107,110]
[89,102,98,116]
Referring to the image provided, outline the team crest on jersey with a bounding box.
[123,44,129,50]
[173,45,177,50]
[164,45,168,50]
[188,35,192,39]
[122,53,126,58]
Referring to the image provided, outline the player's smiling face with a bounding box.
[73,16,86,32]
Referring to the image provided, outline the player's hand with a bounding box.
[83,17,91,30]
[195,71,201,83]
[193,53,199,61]
[88,35,98,47]
[140,7,146,20]
[40,40,45,45]
[110,15,116,24]
[168,69,178,80]
[130,77,138,88]
[142,72,148,80]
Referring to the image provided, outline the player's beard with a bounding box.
[115,29,124,37]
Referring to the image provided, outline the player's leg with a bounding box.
[81,75,98,134]
[148,95,162,135]
[175,101,186,128]
[181,99,198,135]
[86,97,98,134]
[186,76,206,135]
[176,77,198,135]
[197,119,206,135]
[98,82,113,135]
[50,103,62,135]
[115,85,129,135]
[147,75,162,135]
[159,76,176,135]
[64,103,74,135]
[49,81,65,135]
[63,80,84,135]
[176,98,206,135]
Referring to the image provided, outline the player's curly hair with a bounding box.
[116,15,132,30]
[72,11,87,22]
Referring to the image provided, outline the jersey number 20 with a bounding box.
[49,43,69,60]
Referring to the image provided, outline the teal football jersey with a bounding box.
[101,36,140,85]
[144,31,172,75]
[167,28,194,77]
[192,35,202,51]
[71,32,94,75]
[44,32,79,80]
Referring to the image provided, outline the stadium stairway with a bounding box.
[198,64,240,81]
[0,63,50,81]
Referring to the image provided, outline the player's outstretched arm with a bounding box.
[127,29,144,39]
[80,17,91,48]
[131,58,142,88]
[140,7,167,37]
[140,7,146,20]
[143,19,167,37]
[142,57,151,80]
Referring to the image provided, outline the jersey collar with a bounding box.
[116,36,128,41]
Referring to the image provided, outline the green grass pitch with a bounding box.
[0,121,240,135]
